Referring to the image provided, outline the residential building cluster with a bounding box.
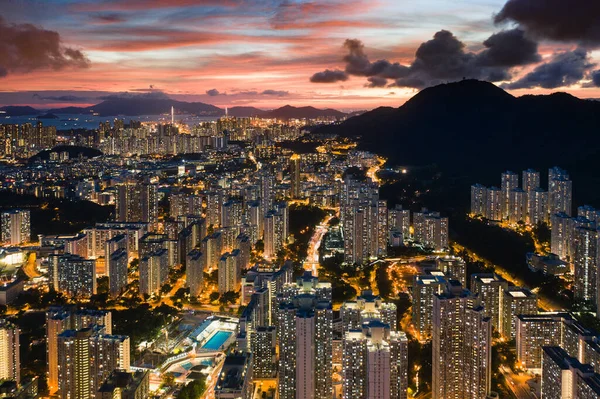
[471,167,573,225]
[342,174,448,265]
[1,209,30,246]
[0,306,141,399]
[237,269,408,399]
[0,121,57,158]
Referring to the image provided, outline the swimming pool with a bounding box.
[181,362,193,370]
[201,331,232,350]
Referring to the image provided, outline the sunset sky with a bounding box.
[1,0,599,110]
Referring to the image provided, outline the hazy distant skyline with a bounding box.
[1,0,599,110]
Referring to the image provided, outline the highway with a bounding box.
[303,214,334,277]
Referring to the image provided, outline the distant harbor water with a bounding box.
[1,113,219,130]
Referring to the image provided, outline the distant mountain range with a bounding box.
[315,79,600,207]
[0,106,40,116]
[0,97,351,119]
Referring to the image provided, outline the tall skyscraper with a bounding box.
[204,191,222,228]
[139,249,168,296]
[221,199,243,229]
[278,293,333,399]
[528,188,549,225]
[522,169,540,224]
[578,205,600,227]
[435,256,466,286]
[259,169,275,217]
[46,310,72,394]
[202,231,223,270]
[0,319,20,384]
[46,308,112,394]
[263,208,288,260]
[485,186,503,221]
[115,181,159,231]
[515,312,573,371]
[0,209,30,245]
[470,184,488,217]
[413,210,448,251]
[432,287,491,399]
[551,212,575,261]
[508,188,526,224]
[57,327,130,399]
[548,167,572,217]
[500,287,537,339]
[501,171,519,219]
[573,226,599,307]
[49,254,97,298]
[470,274,508,331]
[412,275,446,341]
[341,174,387,264]
[540,346,600,399]
[290,153,301,199]
[218,252,240,294]
[522,169,540,193]
[245,200,263,238]
[251,326,277,379]
[390,205,411,239]
[342,321,408,399]
[108,248,128,298]
[186,249,204,297]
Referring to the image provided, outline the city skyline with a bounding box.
[3,2,600,398]
[1,0,600,110]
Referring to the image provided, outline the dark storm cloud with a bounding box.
[592,70,600,87]
[33,94,90,102]
[494,0,600,46]
[342,39,409,78]
[366,76,387,88]
[310,29,540,89]
[206,89,222,96]
[0,17,90,77]
[394,30,536,88]
[261,90,289,96]
[309,69,348,83]
[477,29,541,67]
[504,48,595,89]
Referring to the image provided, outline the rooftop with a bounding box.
[215,354,250,392]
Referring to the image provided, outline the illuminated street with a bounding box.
[303,213,336,276]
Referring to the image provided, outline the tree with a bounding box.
[219,291,239,306]
[96,276,109,294]
[533,221,551,246]
[161,373,175,388]
[172,288,189,303]
[160,283,172,295]
[209,292,220,302]
[176,378,207,399]
[204,270,218,285]
[254,240,264,253]
[88,292,110,309]
[129,258,139,271]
